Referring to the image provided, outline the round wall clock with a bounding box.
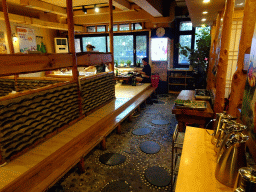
[156,27,165,37]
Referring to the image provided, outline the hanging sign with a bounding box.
[17,27,37,53]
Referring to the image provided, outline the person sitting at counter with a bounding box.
[86,44,95,52]
[135,57,151,83]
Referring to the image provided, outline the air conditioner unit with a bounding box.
[54,38,69,53]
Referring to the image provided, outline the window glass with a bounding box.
[136,36,147,65]
[107,25,118,32]
[87,26,95,32]
[179,35,192,64]
[82,37,106,52]
[119,24,129,31]
[75,38,81,53]
[135,23,142,30]
[108,35,134,66]
[180,21,192,31]
[194,26,211,49]
[97,26,106,32]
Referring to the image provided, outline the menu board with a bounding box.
[17,27,37,53]
[0,31,7,54]
[241,25,256,143]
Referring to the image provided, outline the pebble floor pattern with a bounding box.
[48,94,178,192]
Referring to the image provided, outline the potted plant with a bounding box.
[136,61,141,67]
[126,60,132,67]
[114,60,119,68]
[178,27,211,88]
[120,59,125,67]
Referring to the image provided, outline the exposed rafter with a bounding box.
[20,0,67,17]
[113,0,131,10]
[129,0,163,17]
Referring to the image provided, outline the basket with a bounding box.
[151,74,160,88]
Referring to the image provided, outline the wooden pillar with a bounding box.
[214,0,235,113]
[66,0,83,115]
[116,124,121,134]
[101,137,107,150]
[77,157,85,173]
[228,0,256,117]
[207,12,223,90]
[109,0,114,71]
[2,0,19,91]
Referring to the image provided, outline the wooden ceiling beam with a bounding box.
[130,0,163,17]
[113,0,131,10]
[0,11,84,32]
[20,0,67,17]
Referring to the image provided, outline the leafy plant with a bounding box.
[114,60,118,67]
[126,60,132,66]
[178,27,211,72]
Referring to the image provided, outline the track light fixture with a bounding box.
[94,5,99,12]
[82,6,87,14]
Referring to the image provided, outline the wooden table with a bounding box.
[172,90,214,131]
[175,126,233,192]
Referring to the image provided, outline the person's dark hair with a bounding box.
[142,57,149,63]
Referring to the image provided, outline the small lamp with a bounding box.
[12,33,18,42]
[94,5,99,13]
[82,6,87,14]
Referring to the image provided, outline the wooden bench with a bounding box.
[0,85,156,192]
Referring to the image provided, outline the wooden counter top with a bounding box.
[175,127,233,192]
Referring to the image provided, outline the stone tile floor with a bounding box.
[47,94,178,192]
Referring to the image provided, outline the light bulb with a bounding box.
[95,7,99,12]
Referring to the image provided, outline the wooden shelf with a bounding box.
[169,90,180,94]
[169,83,188,86]
[169,76,194,79]
[168,70,194,93]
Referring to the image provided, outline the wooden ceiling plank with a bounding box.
[130,0,163,17]
[113,0,131,10]
[20,0,67,17]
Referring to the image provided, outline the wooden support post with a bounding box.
[128,114,132,122]
[77,157,85,173]
[228,0,256,117]
[2,0,19,92]
[66,0,83,116]
[101,137,107,150]
[207,11,223,90]
[109,0,114,71]
[214,0,235,113]
[116,124,121,134]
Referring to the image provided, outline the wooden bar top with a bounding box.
[175,127,233,192]
[172,90,214,118]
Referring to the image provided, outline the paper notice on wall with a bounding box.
[0,31,7,54]
[17,27,37,53]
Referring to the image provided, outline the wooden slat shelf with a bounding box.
[169,83,188,86]
[169,90,180,94]
[168,76,194,79]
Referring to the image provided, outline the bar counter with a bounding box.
[175,126,233,192]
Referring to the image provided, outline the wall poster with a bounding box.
[0,31,7,54]
[241,24,256,145]
[17,27,37,53]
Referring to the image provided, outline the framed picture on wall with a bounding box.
[243,47,251,72]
